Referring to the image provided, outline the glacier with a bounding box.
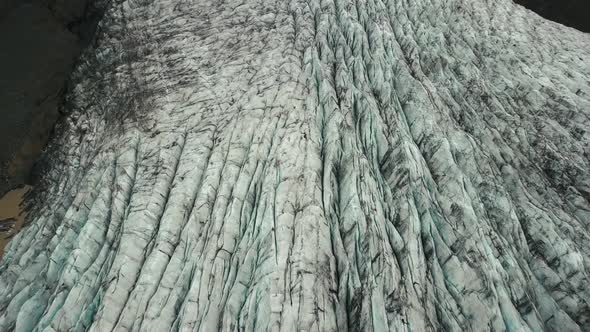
[1,0,589,330]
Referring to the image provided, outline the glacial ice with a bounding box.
[0,0,589,330]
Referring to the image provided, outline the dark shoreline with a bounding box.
[514,0,589,33]
[0,0,104,197]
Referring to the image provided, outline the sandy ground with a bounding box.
[0,185,32,257]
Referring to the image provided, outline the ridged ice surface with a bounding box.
[1,0,590,330]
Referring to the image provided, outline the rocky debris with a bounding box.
[0,219,16,233]
[0,0,589,330]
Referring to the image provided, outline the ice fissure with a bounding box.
[1,0,589,330]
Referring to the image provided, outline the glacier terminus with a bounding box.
[0,0,589,330]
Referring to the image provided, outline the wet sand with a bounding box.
[0,185,32,257]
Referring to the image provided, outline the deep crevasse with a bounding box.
[1,0,589,330]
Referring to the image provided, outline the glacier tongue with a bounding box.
[1,0,590,330]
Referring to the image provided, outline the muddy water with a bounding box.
[0,185,32,257]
